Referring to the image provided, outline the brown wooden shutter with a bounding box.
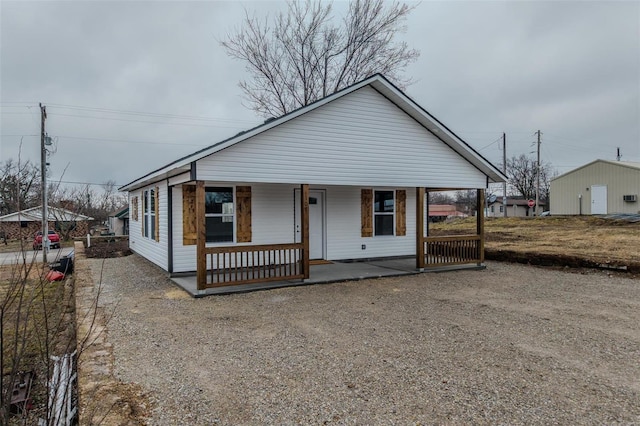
[154,187,160,242]
[395,189,406,236]
[236,186,252,242]
[361,189,373,237]
[182,185,197,245]
[132,197,138,221]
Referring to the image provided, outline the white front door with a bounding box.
[294,189,325,260]
[591,185,607,215]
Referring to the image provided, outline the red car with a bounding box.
[33,230,61,250]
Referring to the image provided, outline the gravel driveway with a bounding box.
[89,255,640,425]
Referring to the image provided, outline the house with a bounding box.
[550,159,640,215]
[108,206,129,235]
[0,205,93,240]
[428,204,467,222]
[486,196,546,217]
[120,74,506,293]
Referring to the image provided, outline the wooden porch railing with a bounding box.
[201,243,305,288]
[423,235,483,267]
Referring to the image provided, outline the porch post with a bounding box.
[196,181,206,290]
[301,184,310,279]
[477,188,485,265]
[416,187,425,270]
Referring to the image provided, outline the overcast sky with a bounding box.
[1,0,639,192]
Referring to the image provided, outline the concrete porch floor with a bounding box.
[171,257,484,297]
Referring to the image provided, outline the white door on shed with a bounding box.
[294,189,326,260]
[591,185,607,215]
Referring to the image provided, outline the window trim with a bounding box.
[205,186,235,245]
[373,189,395,237]
[143,189,156,240]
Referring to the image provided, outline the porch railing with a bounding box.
[424,235,483,267]
[202,243,305,288]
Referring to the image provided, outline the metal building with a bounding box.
[550,160,640,215]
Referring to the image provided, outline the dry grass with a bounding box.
[0,265,67,372]
[0,240,33,254]
[0,239,74,254]
[430,216,640,265]
[1,261,73,423]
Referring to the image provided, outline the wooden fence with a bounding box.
[424,235,483,267]
[202,243,305,288]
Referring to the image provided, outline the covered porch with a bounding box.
[173,256,484,297]
[188,182,485,294]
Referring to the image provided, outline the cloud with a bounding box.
[1,0,638,188]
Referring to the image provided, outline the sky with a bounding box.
[1,0,639,193]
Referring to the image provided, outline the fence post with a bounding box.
[477,189,485,265]
[416,187,425,270]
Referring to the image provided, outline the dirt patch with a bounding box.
[486,249,640,275]
[84,239,132,259]
[431,216,640,271]
[89,256,640,424]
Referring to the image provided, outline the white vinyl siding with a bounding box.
[194,86,486,189]
[325,186,415,260]
[171,183,417,272]
[128,182,168,269]
[172,183,298,273]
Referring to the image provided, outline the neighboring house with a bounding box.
[487,196,546,217]
[120,74,506,292]
[0,206,94,239]
[428,204,467,222]
[108,206,129,235]
[550,159,640,215]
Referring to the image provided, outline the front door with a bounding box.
[591,185,607,215]
[294,189,325,260]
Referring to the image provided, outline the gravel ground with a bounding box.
[89,255,640,425]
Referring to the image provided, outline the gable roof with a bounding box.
[0,206,94,222]
[120,74,507,191]
[552,159,640,181]
[110,206,129,219]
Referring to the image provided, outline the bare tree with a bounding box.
[222,0,420,117]
[0,159,41,216]
[47,180,126,239]
[428,192,455,205]
[454,190,478,215]
[506,154,554,202]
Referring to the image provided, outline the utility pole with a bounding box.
[535,130,541,217]
[502,132,507,218]
[40,103,48,262]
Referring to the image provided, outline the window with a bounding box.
[143,189,156,240]
[499,205,504,213]
[205,187,234,243]
[374,190,394,236]
[490,206,495,213]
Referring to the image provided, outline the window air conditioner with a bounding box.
[622,194,637,202]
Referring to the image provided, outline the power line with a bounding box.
[3,102,257,124]
[56,135,208,147]
[0,134,208,147]
[51,179,125,187]
[46,103,257,124]
[477,136,502,151]
[47,112,254,128]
